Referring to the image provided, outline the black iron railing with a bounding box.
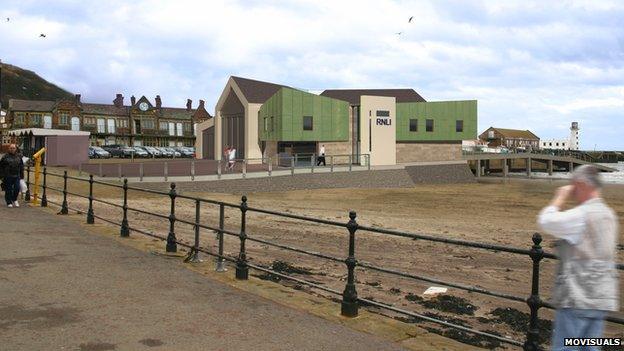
[27,167,624,350]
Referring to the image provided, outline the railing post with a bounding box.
[330,156,334,172]
[191,159,195,181]
[348,155,352,172]
[187,199,201,263]
[78,163,82,176]
[311,154,315,173]
[291,156,295,176]
[41,167,48,207]
[166,183,177,252]
[140,163,144,182]
[25,166,31,202]
[268,157,272,177]
[523,233,544,351]
[120,179,130,237]
[216,203,227,272]
[367,154,371,170]
[217,159,222,179]
[164,162,168,182]
[118,163,122,180]
[99,162,103,177]
[235,196,248,280]
[60,170,69,214]
[87,175,95,224]
[243,159,247,178]
[341,210,359,317]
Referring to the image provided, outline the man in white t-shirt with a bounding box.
[228,147,236,171]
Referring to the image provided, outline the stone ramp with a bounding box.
[405,163,476,184]
[0,205,411,351]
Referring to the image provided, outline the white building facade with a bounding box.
[540,122,580,150]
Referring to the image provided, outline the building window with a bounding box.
[303,116,313,131]
[15,113,25,124]
[160,121,168,131]
[183,122,192,132]
[409,119,418,132]
[176,122,183,136]
[97,119,106,133]
[107,119,116,134]
[84,117,96,125]
[263,117,268,131]
[31,113,42,125]
[142,119,155,129]
[117,119,128,128]
[456,120,463,132]
[426,119,434,132]
[59,112,69,125]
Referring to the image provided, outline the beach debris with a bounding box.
[423,286,447,296]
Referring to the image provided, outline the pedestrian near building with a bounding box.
[0,144,25,208]
[537,165,619,350]
[228,147,237,171]
[316,144,326,166]
[223,146,230,172]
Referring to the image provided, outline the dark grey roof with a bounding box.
[231,76,289,104]
[82,103,129,116]
[159,107,195,120]
[8,99,56,112]
[320,89,426,105]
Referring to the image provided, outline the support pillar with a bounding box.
[503,159,508,177]
[548,159,553,176]
[569,162,574,172]
[526,157,532,176]
[475,159,481,178]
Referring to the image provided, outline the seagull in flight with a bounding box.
[6,17,9,22]
[395,32,402,35]
[408,16,413,23]
[39,33,46,38]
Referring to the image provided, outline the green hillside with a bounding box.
[0,62,73,110]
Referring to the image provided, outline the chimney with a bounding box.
[198,99,205,110]
[155,95,162,109]
[186,99,192,111]
[75,94,81,104]
[130,95,136,105]
[113,93,123,108]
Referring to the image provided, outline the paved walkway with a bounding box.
[0,205,406,351]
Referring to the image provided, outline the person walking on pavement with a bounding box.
[223,146,230,172]
[316,144,326,166]
[0,144,25,208]
[228,147,237,171]
[537,165,619,350]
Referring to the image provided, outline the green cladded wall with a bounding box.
[259,87,349,142]
[396,100,477,142]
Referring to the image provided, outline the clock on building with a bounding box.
[139,102,149,111]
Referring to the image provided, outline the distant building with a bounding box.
[6,94,212,147]
[540,122,580,150]
[479,127,540,150]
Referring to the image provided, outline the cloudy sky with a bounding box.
[1,0,622,149]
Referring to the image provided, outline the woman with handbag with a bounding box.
[0,144,25,208]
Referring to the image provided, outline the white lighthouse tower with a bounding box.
[569,122,580,150]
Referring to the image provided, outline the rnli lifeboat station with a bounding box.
[195,76,477,166]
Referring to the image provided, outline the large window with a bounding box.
[456,120,463,132]
[303,116,313,131]
[97,119,106,133]
[107,119,116,134]
[15,113,25,124]
[142,118,155,129]
[183,122,192,132]
[84,117,96,125]
[426,119,434,132]
[160,121,168,131]
[59,112,69,125]
[176,122,183,136]
[31,113,42,125]
[409,119,418,132]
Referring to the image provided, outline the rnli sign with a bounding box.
[376,110,391,126]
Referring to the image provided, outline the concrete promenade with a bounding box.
[0,205,411,351]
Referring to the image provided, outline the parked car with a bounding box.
[157,147,174,158]
[90,146,111,159]
[120,147,137,158]
[132,147,149,158]
[144,146,162,158]
[174,146,194,158]
[102,145,124,158]
[165,147,181,158]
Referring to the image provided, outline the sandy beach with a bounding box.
[41,174,624,349]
